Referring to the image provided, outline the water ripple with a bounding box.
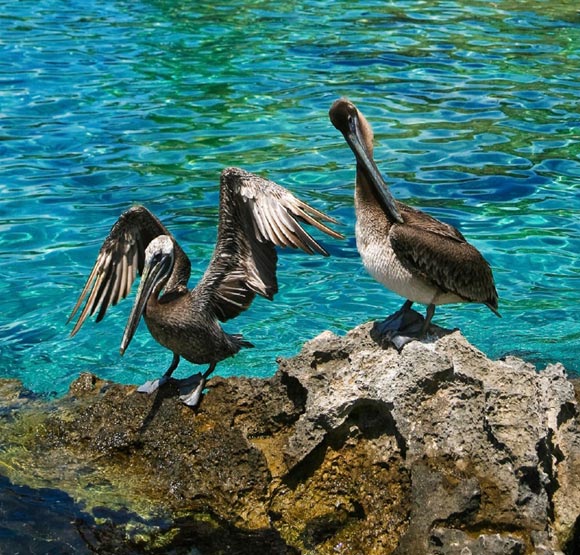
[1,0,579,397]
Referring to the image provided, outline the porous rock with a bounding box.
[0,323,579,554]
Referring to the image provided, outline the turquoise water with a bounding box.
[1,0,579,397]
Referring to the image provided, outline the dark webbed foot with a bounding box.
[137,376,168,394]
[178,375,206,408]
[373,305,424,336]
[137,372,206,407]
[178,363,216,409]
[371,308,426,351]
[136,358,216,409]
[371,301,456,351]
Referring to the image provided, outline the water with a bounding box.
[1,0,579,399]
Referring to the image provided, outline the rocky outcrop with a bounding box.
[1,323,579,554]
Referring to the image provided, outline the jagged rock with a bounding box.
[0,323,578,554]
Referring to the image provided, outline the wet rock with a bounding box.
[0,323,579,554]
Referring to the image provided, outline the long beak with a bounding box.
[120,258,165,355]
[344,115,404,224]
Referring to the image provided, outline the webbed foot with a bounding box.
[373,307,425,337]
[372,308,426,351]
[387,331,420,351]
[136,353,181,395]
[371,299,434,351]
[136,372,206,407]
[178,363,216,408]
[179,375,206,408]
[371,300,456,351]
[137,375,169,394]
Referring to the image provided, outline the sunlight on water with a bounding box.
[1,0,579,401]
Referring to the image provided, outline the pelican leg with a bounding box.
[179,363,217,408]
[419,304,436,338]
[137,353,180,394]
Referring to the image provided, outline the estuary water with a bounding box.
[1,0,579,398]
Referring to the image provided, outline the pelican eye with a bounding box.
[149,250,166,266]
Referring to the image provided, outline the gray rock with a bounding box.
[1,322,579,554]
[280,324,579,553]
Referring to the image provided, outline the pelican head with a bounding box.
[329,98,403,224]
[120,235,175,355]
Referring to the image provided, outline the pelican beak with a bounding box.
[120,255,168,355]
[343,113,404,224]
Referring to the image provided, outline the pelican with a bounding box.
[329,98,499,349]
[69,167,343,407]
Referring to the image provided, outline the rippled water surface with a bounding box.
[1,0,579,398]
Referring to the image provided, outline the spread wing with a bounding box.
[68,205,189,336]
[391,205,499,312]
[197,167,344,322]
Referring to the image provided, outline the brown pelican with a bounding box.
[69,167,343,407]
[329,98,499,349]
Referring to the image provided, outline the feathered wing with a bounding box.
[391,207,500,314]
[68,205,189,336]
[198,167,343,322]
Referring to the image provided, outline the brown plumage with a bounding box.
[329,98,499,348]
[69,167,343,406]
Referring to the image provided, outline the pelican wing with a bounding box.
[68,205,178,336]
[390,214,499,311]
[199,167,343,322]
[399,203,467,242]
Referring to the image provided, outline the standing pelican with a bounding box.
[69,167,343,407]
[329,98,499,349]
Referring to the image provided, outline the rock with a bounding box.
[429,528,526,555]
[0,323,579,554]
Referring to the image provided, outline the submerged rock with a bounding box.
[0,323,579,554]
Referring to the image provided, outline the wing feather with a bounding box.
[273,201,297,247]
[390,213,499,310]
[197,167,343,322]
[68,205,177,336]
[116,254,127,304]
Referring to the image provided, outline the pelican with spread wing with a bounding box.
[69,167,343,407]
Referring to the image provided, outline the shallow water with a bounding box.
[1,0,579,399]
